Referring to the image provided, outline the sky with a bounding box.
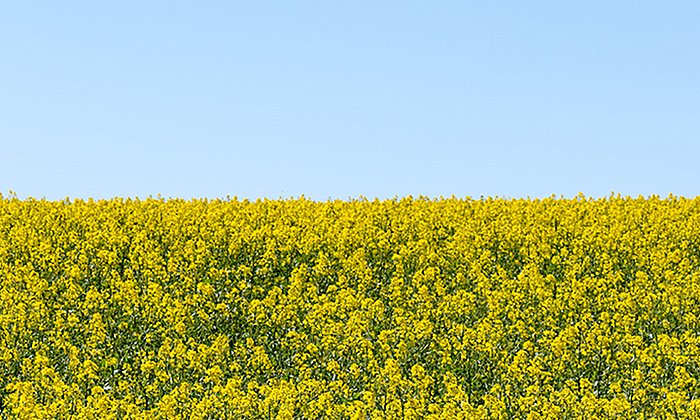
[2,1,699,201]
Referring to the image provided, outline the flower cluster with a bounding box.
[1,194,699,418]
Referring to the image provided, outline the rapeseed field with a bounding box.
[1,194,699,418]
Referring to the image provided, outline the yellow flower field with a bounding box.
[1,194,699,418]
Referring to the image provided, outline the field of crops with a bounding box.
[1,195,699,418]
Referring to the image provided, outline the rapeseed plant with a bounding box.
[0,195,699,418]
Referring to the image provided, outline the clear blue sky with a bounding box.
[2,2,699,200]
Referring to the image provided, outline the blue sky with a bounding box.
[2,2,699,200]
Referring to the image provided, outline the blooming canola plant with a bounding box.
[1,195,699,418]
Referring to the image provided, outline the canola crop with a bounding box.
[1,194,700,419]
